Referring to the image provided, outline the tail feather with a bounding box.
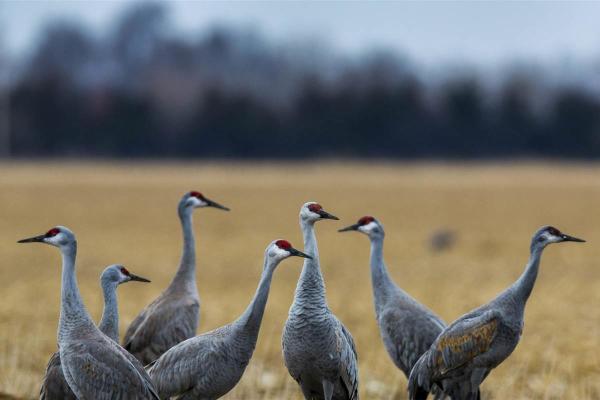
[408,353,433,400]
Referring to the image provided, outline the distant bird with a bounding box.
[339,216,446,398]
[429,229,457,253]
[40,264,150,400]
[283,202,359,400]
[148,239,311,399]
[19,227,159,399]
[123,191,229,365]
[408,226,584,400]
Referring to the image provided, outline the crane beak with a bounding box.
[18,234,46,243]
[561,233,585,243]
[288,247,313,259]
[318,209,339,220]
[205,198,230,211]
[338,223,359,232]
[129,273,151,283]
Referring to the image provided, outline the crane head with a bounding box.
[531,225,585,250]
[183,191,230,211]
[339,216,383,237]
[300,202,339,222]
[102,264,151,285]
[267,239,312,261]
[18,226,75,248]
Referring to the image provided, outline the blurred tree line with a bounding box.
[5,3,600,158]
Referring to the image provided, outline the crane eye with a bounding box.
[538,236,546,242]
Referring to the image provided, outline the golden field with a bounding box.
[0,161,599,400]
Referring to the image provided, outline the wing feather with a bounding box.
[336,319,359,400]
[124,296,199,364]
[432,310,499,375]
[62,337,159,399]
[40,352,77,400]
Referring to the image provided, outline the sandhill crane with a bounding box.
[40,264,150,400]
[283,202,359,400]
[123,191,229,364]
[147,240,311,399]
[339,216,446,398]
[19,226,159,399]
[408,226,584,400]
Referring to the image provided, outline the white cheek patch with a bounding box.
[189,197,204,207]
[47,233,63,245]
[274,246,290,258]
[360,221,378,233]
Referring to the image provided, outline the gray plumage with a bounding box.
[283,202,359,400]
[19,226,159,399]
[408,226,584,400]
[39,352,73,400]
[123,191,229,365]
[339,217,446,395]
[39,264,150,400]
[148,239,310,399]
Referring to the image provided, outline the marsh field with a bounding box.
[0,161,599,399]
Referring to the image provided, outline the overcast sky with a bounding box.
[2,1,600,66]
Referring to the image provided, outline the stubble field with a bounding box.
[0,161,599,399]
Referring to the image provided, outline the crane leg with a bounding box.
[323,380,334,400]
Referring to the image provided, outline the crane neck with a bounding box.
[513,247,544,305]
[58,242,95,342]
[98,280,120,342]
[369,235,395,316]
[171,206,198,292]
[293,219,327,309]
[505,245,544,308]
[237,256,278,337]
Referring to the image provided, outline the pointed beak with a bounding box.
[205,198,230,211]
[318,209,339,220]
[17,234,46,243]
[338,223,359,232]
[129,273,151,283]
[288,247,313,259]
[561,233,585,243]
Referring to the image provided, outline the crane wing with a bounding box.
[380,307,446,376]
[147,327,233,398]
[432,310,499,375]
[123,296,199,364]
[62,337,160,399]
[40,352,76,400]
[336,319,359,400]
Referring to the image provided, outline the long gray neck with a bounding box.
[293,219,327,309]
[236,257,278,338]
[369,235,395,316]
[58,242,95,342]
[500,244,544,312]
[98,280,119,342]
[510,246,543,305]
[170,206,197,291]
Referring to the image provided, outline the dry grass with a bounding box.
[1,161,599,399]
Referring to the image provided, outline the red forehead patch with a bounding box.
[358,216,375,226]
[275,240,292,249]
[45,228,61,237]
[120,267,130,276]
[308,203,322,213]
[190,191,204,199]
